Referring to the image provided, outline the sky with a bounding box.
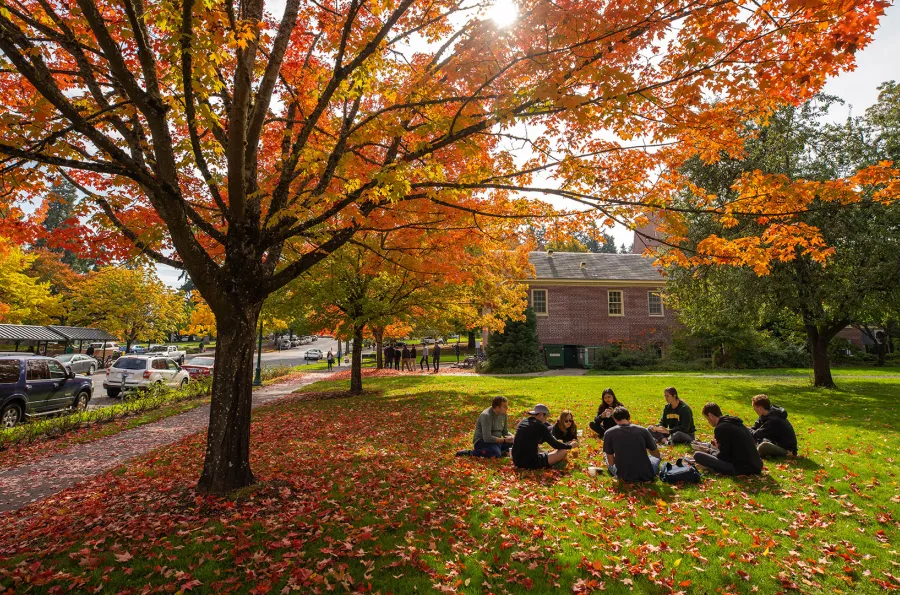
[156,3,900,288]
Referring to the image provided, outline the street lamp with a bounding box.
[253,318,263,386]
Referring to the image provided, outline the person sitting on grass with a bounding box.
[749,394,798,458]
[693,402,763,476]
[589,388,622,438]
[648,387,695,445]
[603,406,661,482]
[551,410,578,442]
[512,404,575,470]
[456,396,514,458]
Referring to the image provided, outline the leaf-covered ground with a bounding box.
[1,372,898,594]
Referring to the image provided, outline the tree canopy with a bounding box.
[0,0,894,491]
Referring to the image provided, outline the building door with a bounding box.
[563,345,580,368]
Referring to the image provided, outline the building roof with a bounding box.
[46,326,118,341]
[528,251,663,282]
[0,324,66,342]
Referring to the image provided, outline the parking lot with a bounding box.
[83,337,349,408]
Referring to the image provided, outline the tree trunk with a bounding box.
[350,326,364,394]
[467,330,476,350]
[807,326,836,388]
[198,306,260,494]
[373,326,384,368]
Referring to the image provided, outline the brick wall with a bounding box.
[529,284,674,347]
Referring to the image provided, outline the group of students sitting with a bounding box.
[456,387,799,482]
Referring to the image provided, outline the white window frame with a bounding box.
[531,289,549,316]
[608,290,624,316]
[648,291,664,317]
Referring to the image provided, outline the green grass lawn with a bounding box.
[1,372,898,594]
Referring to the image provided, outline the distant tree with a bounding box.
[0,239,62,324]
[34,181,95,274]
[69,267,186,351]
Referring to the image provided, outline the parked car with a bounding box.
[103,355,190,398]
[89,341,119,352]
[290,338,302,348]
[278,338,292,349]
[0,354,93,428]
[422,337,435,345]
[146,345,186,364]
[128,345,148,354]
[304,349,323,361]
[181,357,214,379]
[54,353,98,376]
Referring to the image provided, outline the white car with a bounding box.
[304,349,323,361]
[103,355,190,398]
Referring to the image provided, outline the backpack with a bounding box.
[659,459,702,484]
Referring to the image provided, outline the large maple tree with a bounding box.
[0,0,891,491]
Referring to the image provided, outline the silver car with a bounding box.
[102,355,190,399]
[54,354,99,376]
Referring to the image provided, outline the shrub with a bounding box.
[591,345,660,371]
[481,308,548,374]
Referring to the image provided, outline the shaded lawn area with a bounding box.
[1,373,899,594]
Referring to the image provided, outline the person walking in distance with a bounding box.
[410,344,417,371]
[326,350,334,372]
[420,343,430,371]
[455,342,461,363]
[384,343,394,370]
[432,342,441,373]
[394,344,402,370]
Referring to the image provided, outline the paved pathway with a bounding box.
[0,375,324,513]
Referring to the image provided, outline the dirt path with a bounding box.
[0,375,323,513]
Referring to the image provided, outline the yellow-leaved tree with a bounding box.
[69,267,186,351]
[0,237,61,325]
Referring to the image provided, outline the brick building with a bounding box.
[526,251,675,367]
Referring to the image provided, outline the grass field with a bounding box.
[1,371,898,594]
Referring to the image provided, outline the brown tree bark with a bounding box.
[197,304,260,493]
[373,326,384,368]
[350,325,364,394]
[805,320,848,389]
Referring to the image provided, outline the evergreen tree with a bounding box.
[482,308,547,374]
[36,180,95,273]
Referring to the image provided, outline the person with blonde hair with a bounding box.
[551,410,578,442]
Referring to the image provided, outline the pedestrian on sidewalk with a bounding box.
[394,345,402,370]
[410,345,417,371]
[401,345,411,371]
[433,343,441,373]
[384,344,394,370]
[420,343,429,371]
[455,342,460,363]
[326,350,334,371]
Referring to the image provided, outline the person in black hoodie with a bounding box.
[749,394,798,457]
[693,403,763,476]
[512,404,575,469]
[589,388,622,438]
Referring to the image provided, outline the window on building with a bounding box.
[608,290,623,316]
[648,291,664,316]
[531,289,548,315]
[701,346,714,359]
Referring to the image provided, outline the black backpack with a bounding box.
[659,459,702,484]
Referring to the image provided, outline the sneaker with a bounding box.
[455,449,473,457]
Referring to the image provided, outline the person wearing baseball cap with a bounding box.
[512,404,577,469]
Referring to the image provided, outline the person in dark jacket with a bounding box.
[749,394,798,457]
[432,343,441,373]
[551,410,578,442]
[384,345,394,370]
[589,388,622,438]
[401,345,411,371]
[394,345,402,370]
[693,403,763,476]
[455,342,461,363]
[648,387,695,444]
[512,404,575,469]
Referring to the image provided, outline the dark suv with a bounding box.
[0,355,94,428]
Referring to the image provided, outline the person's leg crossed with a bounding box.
[758,440,789,458]
[670,431,695,444]
[473,440,502,458]
[694,452,737,475]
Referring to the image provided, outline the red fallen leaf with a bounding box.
[738,570,750,581]
[180,579,202,591]
[592,560,603,571]
[679,580,692,587]
[114,552,133,563]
